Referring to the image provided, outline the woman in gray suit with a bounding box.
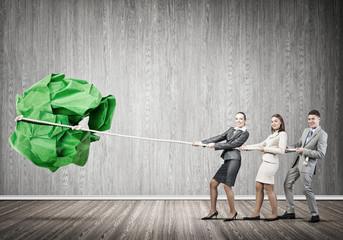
[193,112,249,221]
[239,114,287,221]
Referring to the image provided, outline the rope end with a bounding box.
[15,115,24,122]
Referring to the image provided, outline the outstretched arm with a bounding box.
[214,131,250,150]
[243,139,267,150]
[264,132,287,155]
[201,128,232,144]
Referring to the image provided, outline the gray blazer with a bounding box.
[202,127,249,160]
[288,126,328,174]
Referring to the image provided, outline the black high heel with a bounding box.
[264,216,279,221]
[223,212,238,222]
[243,215,261,220]
[201,211,218,220]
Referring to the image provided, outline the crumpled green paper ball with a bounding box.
[9,74,116,172]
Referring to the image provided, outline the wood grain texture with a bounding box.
[0,0,342,195]
[0,200,343,239]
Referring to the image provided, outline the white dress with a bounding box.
[247,131,287,184]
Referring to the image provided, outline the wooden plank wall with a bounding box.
[0,0,342,195]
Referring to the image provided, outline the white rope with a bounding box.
[14,115,209,147]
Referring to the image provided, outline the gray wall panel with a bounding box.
[0,0,342,195]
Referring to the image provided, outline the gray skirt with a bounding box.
[213,159,241,186]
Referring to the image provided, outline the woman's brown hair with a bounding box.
[236,112,247,120]
[271,114,285,133]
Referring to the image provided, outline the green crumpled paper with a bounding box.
[9,74,116,172]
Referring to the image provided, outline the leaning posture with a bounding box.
[279,110,328,223]
[240,114,287,221]
[193,112,249,222]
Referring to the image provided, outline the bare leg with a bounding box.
[207,179,220,216]
[223,184,236,218]
[264,184,278,218]
[248,181,264,217]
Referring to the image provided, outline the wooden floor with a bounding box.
[0,200,342,240]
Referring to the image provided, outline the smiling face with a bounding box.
[271,117,281,132]
[308,114,320,129]
[235,113,246,128]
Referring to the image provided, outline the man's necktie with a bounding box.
[305,130,313,145]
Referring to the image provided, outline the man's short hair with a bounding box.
[308,110,320,117]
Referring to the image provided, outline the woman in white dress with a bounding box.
[239,114,287,221]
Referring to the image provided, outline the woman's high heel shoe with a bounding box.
[201,211,218,220]
[223,212,238,222]
[243,215,261,220]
